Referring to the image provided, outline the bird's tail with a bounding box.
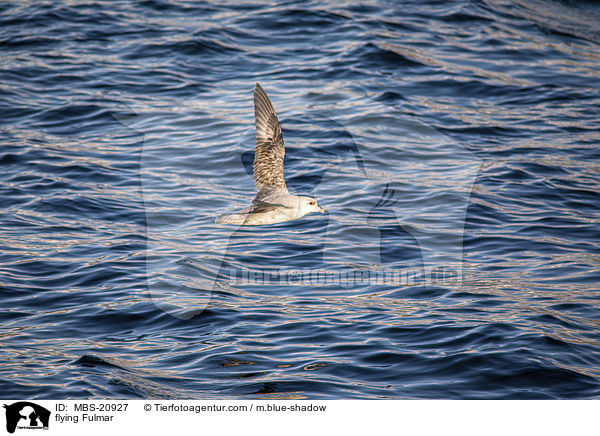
[215,213,246,225]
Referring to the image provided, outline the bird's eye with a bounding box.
[309,201,315,205]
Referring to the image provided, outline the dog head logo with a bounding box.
[3,402,50,434]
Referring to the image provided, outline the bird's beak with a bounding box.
[318,206,325,213]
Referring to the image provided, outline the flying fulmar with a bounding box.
[216,83,325,225]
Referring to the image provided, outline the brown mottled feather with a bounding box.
[253,83,287,195]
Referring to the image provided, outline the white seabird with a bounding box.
[216,83,325,225]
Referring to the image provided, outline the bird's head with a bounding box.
[298,196,325,216]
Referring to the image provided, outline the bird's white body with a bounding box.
[216,195,324,225]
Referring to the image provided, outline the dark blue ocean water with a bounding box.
[1,0,600,399]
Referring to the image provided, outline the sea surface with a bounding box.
[1,0,600,399]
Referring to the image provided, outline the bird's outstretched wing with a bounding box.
[253,83,287,198]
